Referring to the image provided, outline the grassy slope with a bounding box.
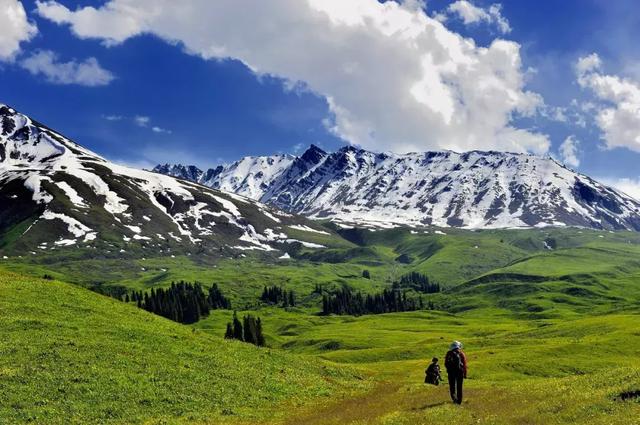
[5,226,625,298]
[3,227,640,423]
[0,270,368,425]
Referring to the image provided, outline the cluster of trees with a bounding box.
[396,272,441,293]
[322,286,423,316]
[260,285,295,307]
[224,312,265,346]
[129,281,231,324]
[207,283,231,309]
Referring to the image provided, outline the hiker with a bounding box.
[445,340,467,405]
[424,357,442,385]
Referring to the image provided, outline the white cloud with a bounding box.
[576,53,640,152]
[558,135,580,168]
[0,0,37,61]
[112,115,171,134]
[446,1,511,34]
[600,177,640,201]
[133,115,150,127]
[576,53,601,77]
[36,0,548,154]
[151,125,171,134]
[20,50,115,86]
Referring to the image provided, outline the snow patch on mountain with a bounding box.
[41,210,92,237]
[289,224,330,235]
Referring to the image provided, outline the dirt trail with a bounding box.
[284,378,463,425]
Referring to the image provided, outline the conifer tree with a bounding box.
[256,318,266,346]
[224,322,234,339]
[208,283,231,309]
[243,315,257,345]
[232,311,244,341]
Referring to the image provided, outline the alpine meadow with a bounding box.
[2,1,640,424]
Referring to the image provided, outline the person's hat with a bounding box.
[449,340,462,350]
[432,357,438,362]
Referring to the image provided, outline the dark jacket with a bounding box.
[425,363,442,384]
[445,349,467,378]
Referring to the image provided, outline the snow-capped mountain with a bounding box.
[155,145,640,231]
[0,104,334,255]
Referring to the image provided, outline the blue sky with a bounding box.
[2,0,640,197]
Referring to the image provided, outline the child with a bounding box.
[424,357,442,386]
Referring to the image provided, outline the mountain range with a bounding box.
[0,104,334,256]
[155,145,640,231]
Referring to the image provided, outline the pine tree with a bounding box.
[208,283,231,309]
[243,315,257,345]
[232,311,244,341]
[224,322,234,339]
[256,318,266,346]
[134,281,211,324]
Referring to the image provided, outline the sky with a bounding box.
[2,0,640,198]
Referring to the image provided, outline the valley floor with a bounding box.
[206,309,640,425]
[2,267,639,424]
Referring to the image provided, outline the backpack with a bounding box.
[424,363,440,385]
[445,350,464,374]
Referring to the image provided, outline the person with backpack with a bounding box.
[424,357,442,385]
[444,340,467,404]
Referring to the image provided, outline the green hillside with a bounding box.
[2,227,640,424]
[0,270,367,424]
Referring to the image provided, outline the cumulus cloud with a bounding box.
[576,53,640,152]
[0,0,37,61]
[446,1,511,34]
[20,50,115,86]
[558,135,580,168]
[36,0,548,154]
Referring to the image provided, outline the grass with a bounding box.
[2,226,640,423]
[0,270,368,424]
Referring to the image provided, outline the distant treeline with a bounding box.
[129,282,231,324]
[396,272,441,294]
[261,285,295,307]
[322,286,424,316]
[225,312,265,346]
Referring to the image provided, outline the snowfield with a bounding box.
[156,144,640,231]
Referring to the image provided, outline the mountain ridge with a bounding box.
[154,145,640,231]
[0,104,336,255]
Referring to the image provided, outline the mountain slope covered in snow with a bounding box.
[0,104,337,255]
[155,145,640,230]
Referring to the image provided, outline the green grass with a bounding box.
[2,226,640,423]
[0,270,368,424]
